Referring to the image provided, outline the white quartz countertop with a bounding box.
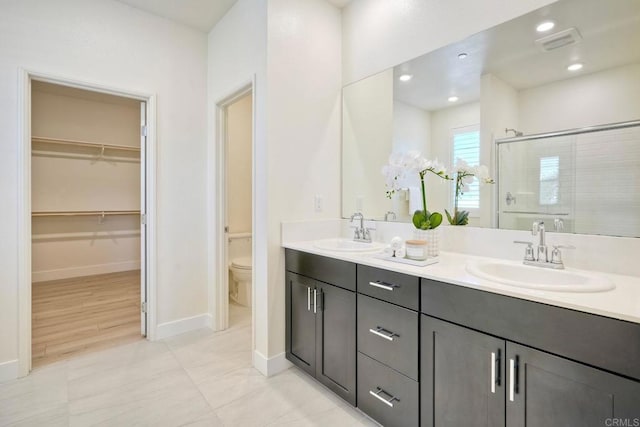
[283,240,640,324]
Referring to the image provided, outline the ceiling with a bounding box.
[116,0,238,32]
[392,0,640,112]
[116,0,352,33]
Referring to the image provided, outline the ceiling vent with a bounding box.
[535,27,582,52]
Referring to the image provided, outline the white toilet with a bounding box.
[229,256,252,307]
[228,233,252,307]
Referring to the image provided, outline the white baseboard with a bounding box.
[0,359,19,383]
[253,350,292,377]
[155,313,213,340]
[32,260,141,282]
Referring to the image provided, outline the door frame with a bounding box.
[212,80,255,333]
[16,69,157,377]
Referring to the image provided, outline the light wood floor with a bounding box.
[32,270,142,368]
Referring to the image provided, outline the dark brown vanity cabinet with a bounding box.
[356,266,420,427]
[421,278,640,427]
[285,250,357,405]
[285,249,640,426]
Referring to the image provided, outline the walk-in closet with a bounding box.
[31,81,145,367]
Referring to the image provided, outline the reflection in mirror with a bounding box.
[341,0,640,237]
[498,121,640,238]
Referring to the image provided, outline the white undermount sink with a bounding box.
[465,260,615,293]
[313,238,385,253]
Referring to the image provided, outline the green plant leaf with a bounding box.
[412,210,427,229]
[458,210,470,225]
[445,209,453,225]
[428,212,443,229]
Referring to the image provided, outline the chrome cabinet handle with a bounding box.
[313,289,317,314]
[509,358,515,402]
[307,287,311,311]
[369,387,398,408]
[491,352,496,394]
[369,326,397,341]
[368,281,398,291]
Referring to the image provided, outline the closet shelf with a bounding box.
[32,136,140,152]
[32,210,140,217]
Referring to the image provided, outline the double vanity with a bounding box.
[284,236,640,426]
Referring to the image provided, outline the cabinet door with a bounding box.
[421,316,506,427]
[285,272,316,377]
[506,342,640,427]
[316,282,356,405]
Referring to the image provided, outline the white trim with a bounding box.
[17,69,32,377]
[253,351,292,377]
[17,69,158,378]
[155,314,213,340]
[144,95,158,341]
[32,261,141,283]
[0,360,19,383]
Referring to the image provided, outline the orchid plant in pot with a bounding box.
[445,159,495,226]
[383,152,452,257]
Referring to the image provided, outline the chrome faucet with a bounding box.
[384,211,396,222]
[514,220,574,269]
[350,212,371,242]
[532,221,548,262]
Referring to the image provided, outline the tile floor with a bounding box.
[0,303,378,427]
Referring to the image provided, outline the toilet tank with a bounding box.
[228,233,252,264]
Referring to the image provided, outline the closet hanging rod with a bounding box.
[32,210,140,217]
[32,136,141,152]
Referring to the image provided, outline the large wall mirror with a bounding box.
[342,0,640,237]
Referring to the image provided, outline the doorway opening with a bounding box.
[216,84,254,338]
[18,72,154,375]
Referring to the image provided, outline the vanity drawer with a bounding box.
[285,249,356,291]
[357,294,418,380]
[357,265,419,310]
[357,352,419,427]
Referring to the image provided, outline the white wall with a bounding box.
[393,100,431,155]
[207,0,268,366]
[342,69,393,218]
[342,0,558,85]
[266,0,342,359]
[480,73,519,227]
[210,0,342,371]
[227,93,253,234]
[518,62,640,134]
[429,102,481,222]
[0,0,208,377]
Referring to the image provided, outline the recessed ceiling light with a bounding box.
[457,53,468,59]
[567,63,583,71]
[399,74,413,82]
[536,21,555,32]
[448,96,459,102]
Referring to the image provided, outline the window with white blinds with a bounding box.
[452,126,480,211]
[539,156,560,205]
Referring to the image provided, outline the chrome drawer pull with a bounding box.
[368,281,398,291]
[491,352,496,394]
[369,326,397,341]
[509,358,515,402]
[369,387,398,408]
[313,289,317,314]
[307,287,311,311]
